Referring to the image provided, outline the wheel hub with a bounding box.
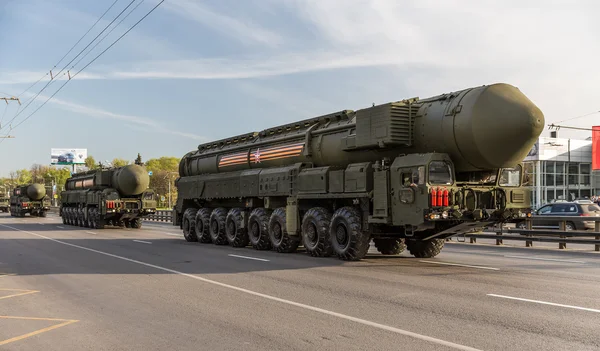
[273,223,282,241]
[336,224,348,245]
[306,224,317,243]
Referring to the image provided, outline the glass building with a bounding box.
[522,132,600,209]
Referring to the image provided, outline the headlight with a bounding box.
[441,211,448,219]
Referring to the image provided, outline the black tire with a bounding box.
[209,208,228,245]
[182,208,198,242]
[95,209,105,229]
[130,218,142,229]
[406,238,445,258]
[269,207,300,253]
[225,208,249,247]
[329,206,370,261]
[62,213,67,224]
[247,208,272,250]
[301,207,333,257]
[565,222,575,231]
[373,238,406,255]
[194,208,212,243]
[39,211,47,218]
[77,209,83,227]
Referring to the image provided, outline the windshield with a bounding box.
[428,161,453,185]
[455,170,497,185]
[499,165,522,187]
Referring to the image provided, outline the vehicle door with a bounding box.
[531,204,554,228]
[547,203,575,229]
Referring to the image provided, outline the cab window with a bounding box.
[428,161,452,185]
[401,166,425,187]
[499,165,522,187]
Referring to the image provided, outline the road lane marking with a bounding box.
[133,240,152,244]
[56,226,64,229]
[419,260,499,271]
[228,254,270,262]
[487,294,600,313]
[0,224,481,351]
[503,255,585,264]
[0,288,40,300]
[85,231,97,235]
[0,317,79,346]
[164,232,181,237]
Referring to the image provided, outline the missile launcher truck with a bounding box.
[59,160,157,229]
[0,186,9,212]
[173,83,544,260]
[10,184,51,217]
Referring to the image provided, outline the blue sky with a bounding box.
[1,0,599,176]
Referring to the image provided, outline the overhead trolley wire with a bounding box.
[0,0,165,143]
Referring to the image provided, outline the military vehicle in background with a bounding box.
[173,83,544,261]
[59,156,157,229]
[0,186,9,212]
[10,183,51,217]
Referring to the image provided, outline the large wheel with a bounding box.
[406,239,444,258]
[39,211,47,218]
[130,218,142,229]
[225,208,249,247]
[77,209,83,227]
[247,208,272,250]
[373,238,406,255]
[89,209,96,229]
[330,206,370,261]
[301,207,333,257]
[95,209,105,229]
[269,207,300,253]
[182,208,198,242]
[62,212,67,224]
[209,208,228,245]
[194,208,212,243]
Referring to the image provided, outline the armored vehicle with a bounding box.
[173,83,544,260]
[10,183,51,217]
[59,159,157,229]
[0,186,10,212]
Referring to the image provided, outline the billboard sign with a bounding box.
[593,126,600,170]
[51,148,87,165]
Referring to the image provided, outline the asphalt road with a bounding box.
[0,214,599,351]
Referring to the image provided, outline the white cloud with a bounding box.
[17,92,206,141]
[162,0,282,47]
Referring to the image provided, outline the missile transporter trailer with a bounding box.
[0,186,9,212]
[173,83,544,260]
[10,184,51,217]
[59,163,157,229]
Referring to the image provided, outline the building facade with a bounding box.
[523,133,600,209]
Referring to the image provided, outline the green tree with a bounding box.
[145,156,180,208]
[85,156,97,169]
[112,158,130,168]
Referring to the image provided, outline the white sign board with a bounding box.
[51,148,87,165]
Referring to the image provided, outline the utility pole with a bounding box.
[0,96,20,138]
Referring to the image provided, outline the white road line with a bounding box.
[86,231,97,235]
[56,226,65,229]
[228,254,270,262]
[503,255,585,264]
[133,240,152,244]
[164,233,181,237]
[0,224,480,351]
[487,294,600,314]
[419,260,499,271]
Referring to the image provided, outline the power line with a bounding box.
[71,0,147,70]
[556,110,600,124]
[15,0,122,98]
[0,0,165,142]
[4,0,138,129]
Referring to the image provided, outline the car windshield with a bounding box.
[585,204,600,212]
[499,165,522,187]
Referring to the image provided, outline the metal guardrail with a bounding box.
[144,210,600,251]
[144,210,173,223]
[462,216,600,251]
